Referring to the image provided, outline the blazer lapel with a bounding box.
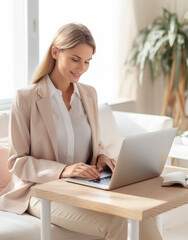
[36,77,58,161]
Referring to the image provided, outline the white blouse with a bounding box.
[47,75,92,165]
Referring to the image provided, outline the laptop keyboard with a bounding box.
[89,175,111,185]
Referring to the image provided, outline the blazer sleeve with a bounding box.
[8,90,65,184]
[97,141,109,158]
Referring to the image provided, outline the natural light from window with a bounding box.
[0,0,28,104]
[0,1,14,99]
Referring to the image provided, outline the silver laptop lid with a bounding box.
[109,128,177,189]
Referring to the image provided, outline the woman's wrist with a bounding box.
[96,154,107,164]
[59,166,67,178]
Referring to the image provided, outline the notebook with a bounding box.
[65,128,177,190]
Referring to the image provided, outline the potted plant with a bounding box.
[126,8,188,127]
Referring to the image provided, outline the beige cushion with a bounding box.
[0,138,12,189]
[0,112,9,138]
[98,104,123,160]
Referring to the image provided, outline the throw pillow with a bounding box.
[0,138,12,190]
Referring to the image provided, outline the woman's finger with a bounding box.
[77,164,100,179]
[61,163,101,178]
[106,159,116,172]
[96,161,105,172]
[112,159,116,166]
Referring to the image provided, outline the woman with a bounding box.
[0,23,162,239]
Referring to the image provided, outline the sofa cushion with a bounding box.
[0,138,12,189]
[98,104,123,160]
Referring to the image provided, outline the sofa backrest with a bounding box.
[112,111,173,138]
[0,105,173,159]
[98,104,173,159]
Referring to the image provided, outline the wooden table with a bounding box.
[31,166,188,240]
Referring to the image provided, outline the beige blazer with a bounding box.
[0,76,107,214]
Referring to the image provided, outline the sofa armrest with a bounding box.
[113,111,173,138]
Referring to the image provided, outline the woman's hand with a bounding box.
[60,163,100,179]
[96,155,116,173]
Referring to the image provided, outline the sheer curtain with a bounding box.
[0,0,29,100]
[0,1,14,100]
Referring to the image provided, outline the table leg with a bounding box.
[127,219,139,240]
[41,199,51,240]
[155,214,163,237]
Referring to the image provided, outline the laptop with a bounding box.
[65,128,177,190]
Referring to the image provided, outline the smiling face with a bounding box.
[51,43,93,85]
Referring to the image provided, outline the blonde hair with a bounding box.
[32,23,96,84]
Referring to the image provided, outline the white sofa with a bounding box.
[0,103,182,240]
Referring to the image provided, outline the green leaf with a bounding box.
[138,68,144,86]
[184,37,188,67]
[182,25,188,37]
[184,11,188,21]
[181,10,188,25]
[179,31,188,67]
[149,35,168,60]
[136,41,150,65]
[161,54,167,76]
[168,14,178,47]
[138,54,148,85]
[186,72,188,90]
[149,60,154,82]
[155,53,161,77]
[174,36,182,89]
[125,30,147,66]
[177,34,184,44]
[125,46,137,64]
[163,8,171,29]
[148,29,165,43]
[134,31,146,46]
[136,29,164,65]
[161,47,173,76]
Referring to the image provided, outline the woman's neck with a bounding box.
[49,71,72,95]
